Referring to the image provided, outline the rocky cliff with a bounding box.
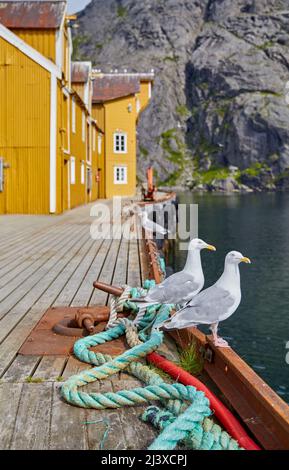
[74,0,289,191]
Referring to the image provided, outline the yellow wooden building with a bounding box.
[91,72,154,199]
[0,1,154,214]
[0,1,100,214]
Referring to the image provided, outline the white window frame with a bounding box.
[81,161,85,185]
[82,111,86,142]
[70,157,76,185]
[72,97,76,134]
[114,166,127,185]
[113,132,127,154]
[98,135,102,155]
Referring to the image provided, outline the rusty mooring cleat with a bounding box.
[93,281,124,296]
[52,306,111,337]
[19,306,128,356]
[75,307,110,333]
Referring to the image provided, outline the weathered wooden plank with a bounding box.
[0,383,23,449]
[0,225,88,322]
[0,226,82,301]
[89,238,121,306]
[0,228,90,346]
[55,237,104,308]
[1,355,41,382]
[85,380,127,450]
[112,379,157,450]
[0,222,77,287]
[0,235,100,375]
[62,356,91,380]
[0,210,91,266]
[50,383,88,450]
[10,382,53,450]
[72,238,112,307]
[33,356,67,381]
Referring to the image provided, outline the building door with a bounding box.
[62,158,70,212]
[87,167,92,202]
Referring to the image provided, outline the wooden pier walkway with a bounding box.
[0,202,169,450]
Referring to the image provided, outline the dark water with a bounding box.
[167,192,289,403]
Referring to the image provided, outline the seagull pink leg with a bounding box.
[210,323,230,348]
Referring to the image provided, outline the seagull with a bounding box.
[138,210,170,236]
[162,251,251,348]
[132,239,216,307]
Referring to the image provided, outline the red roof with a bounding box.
[92,76,140,103]
[0,1,66,29]
[71,62,91,84]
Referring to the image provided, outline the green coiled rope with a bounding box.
[61,283,241,450]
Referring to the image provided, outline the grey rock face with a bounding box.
[75,0,289,189]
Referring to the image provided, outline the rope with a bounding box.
[142,407,242,450]
[106,285,131,329]
[61,281,241,450]
[125,323,242,451]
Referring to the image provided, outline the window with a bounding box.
[81,161,85,185]
[72,98,76,134]
[98,135,102,155]
[114,166,127,185]
[70,157,76,184]
[82,112,86,142]
[114,133,127,154]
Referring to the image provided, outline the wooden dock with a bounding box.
[0,202,167,450]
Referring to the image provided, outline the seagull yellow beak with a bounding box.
[240,257,251,264]
[206,244,216,251]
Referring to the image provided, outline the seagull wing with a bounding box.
[145,271,201,304]
[163,285,236,329]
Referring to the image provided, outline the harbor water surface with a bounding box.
[167,192,289,403]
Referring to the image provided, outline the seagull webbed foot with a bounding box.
[213,337,230,348]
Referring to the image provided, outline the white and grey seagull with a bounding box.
[133,238,216,307]
[161,251,251,348]
[138,210,170,236]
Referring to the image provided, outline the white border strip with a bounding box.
[50,75,57,213]
[0,23,61,78]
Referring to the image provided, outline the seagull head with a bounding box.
[225,251,251,265]
[188,238,216,252]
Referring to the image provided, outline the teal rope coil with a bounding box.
[61,282,239,450]
[142,406,242,450]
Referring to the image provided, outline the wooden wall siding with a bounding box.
[57,84,65,215]
[73,83,85,104]
[91,104,105,131]
[90,126,99,202]
[0,36,51,214]
[104,95,137,198]
[98,130,105,199]
[11,29,56,64]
